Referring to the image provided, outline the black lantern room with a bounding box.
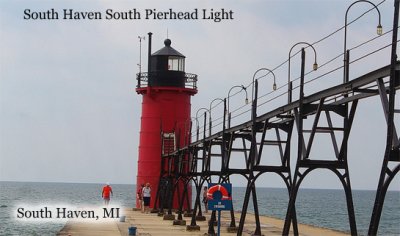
[148,39,186,87]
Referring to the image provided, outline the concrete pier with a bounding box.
[58,209,348,235]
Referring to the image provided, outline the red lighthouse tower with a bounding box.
[136,33,197,209]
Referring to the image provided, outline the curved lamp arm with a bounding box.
[195,107,210,124]
[227,85,249,114]
[288,42,318,85]
[343,0,382,83]
[252,68,277,102]
[287,42,318,103]
[209,98,225,113]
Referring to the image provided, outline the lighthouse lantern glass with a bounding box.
[168,56,185,72]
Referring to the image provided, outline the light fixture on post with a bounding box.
[209,98,225,134]
[283,44,319,235]
[377,24,383,35]
[195,107,210,140]
[343,0,382,83]
[227,85,248,128]
[288,42,318,103]
[184,117,196,146]
[252,68,277,102]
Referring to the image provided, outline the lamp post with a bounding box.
[209,98,225,135]
[343,0,382,83]
[184,117,196,146]
[252,68,277,102]
[227,85,249,128]
[288,42,318,104]
[196,107,210,141]
[138,36,145,74]
[283,44,319,235]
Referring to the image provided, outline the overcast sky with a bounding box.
[0,0,398,191]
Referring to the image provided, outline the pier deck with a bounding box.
[57,208,348,235]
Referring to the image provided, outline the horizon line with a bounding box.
[1,180,399,192]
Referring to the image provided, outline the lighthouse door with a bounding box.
[162,132,176,155]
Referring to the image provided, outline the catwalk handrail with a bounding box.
[163,62,399,157]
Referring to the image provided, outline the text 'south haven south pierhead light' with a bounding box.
[136,33,197,209]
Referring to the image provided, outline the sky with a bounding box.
[0,0,399,191]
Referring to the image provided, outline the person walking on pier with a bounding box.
[137,183,144,212]
[102,182,113,206]
[202,186,208,213]
[142,183,151,213]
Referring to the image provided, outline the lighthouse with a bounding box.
[136,33,197,209]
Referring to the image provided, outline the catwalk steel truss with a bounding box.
[153,59,399,235]
[152,2,399,235]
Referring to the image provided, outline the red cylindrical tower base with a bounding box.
[136,87,196,210]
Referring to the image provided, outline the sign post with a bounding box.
[207,183,232,236]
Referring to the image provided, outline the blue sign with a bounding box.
[207,183,232,211]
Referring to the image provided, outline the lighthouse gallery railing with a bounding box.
[136,72,198,90]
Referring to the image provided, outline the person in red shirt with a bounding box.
[137,183,144,212]
[102,183,113,206]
